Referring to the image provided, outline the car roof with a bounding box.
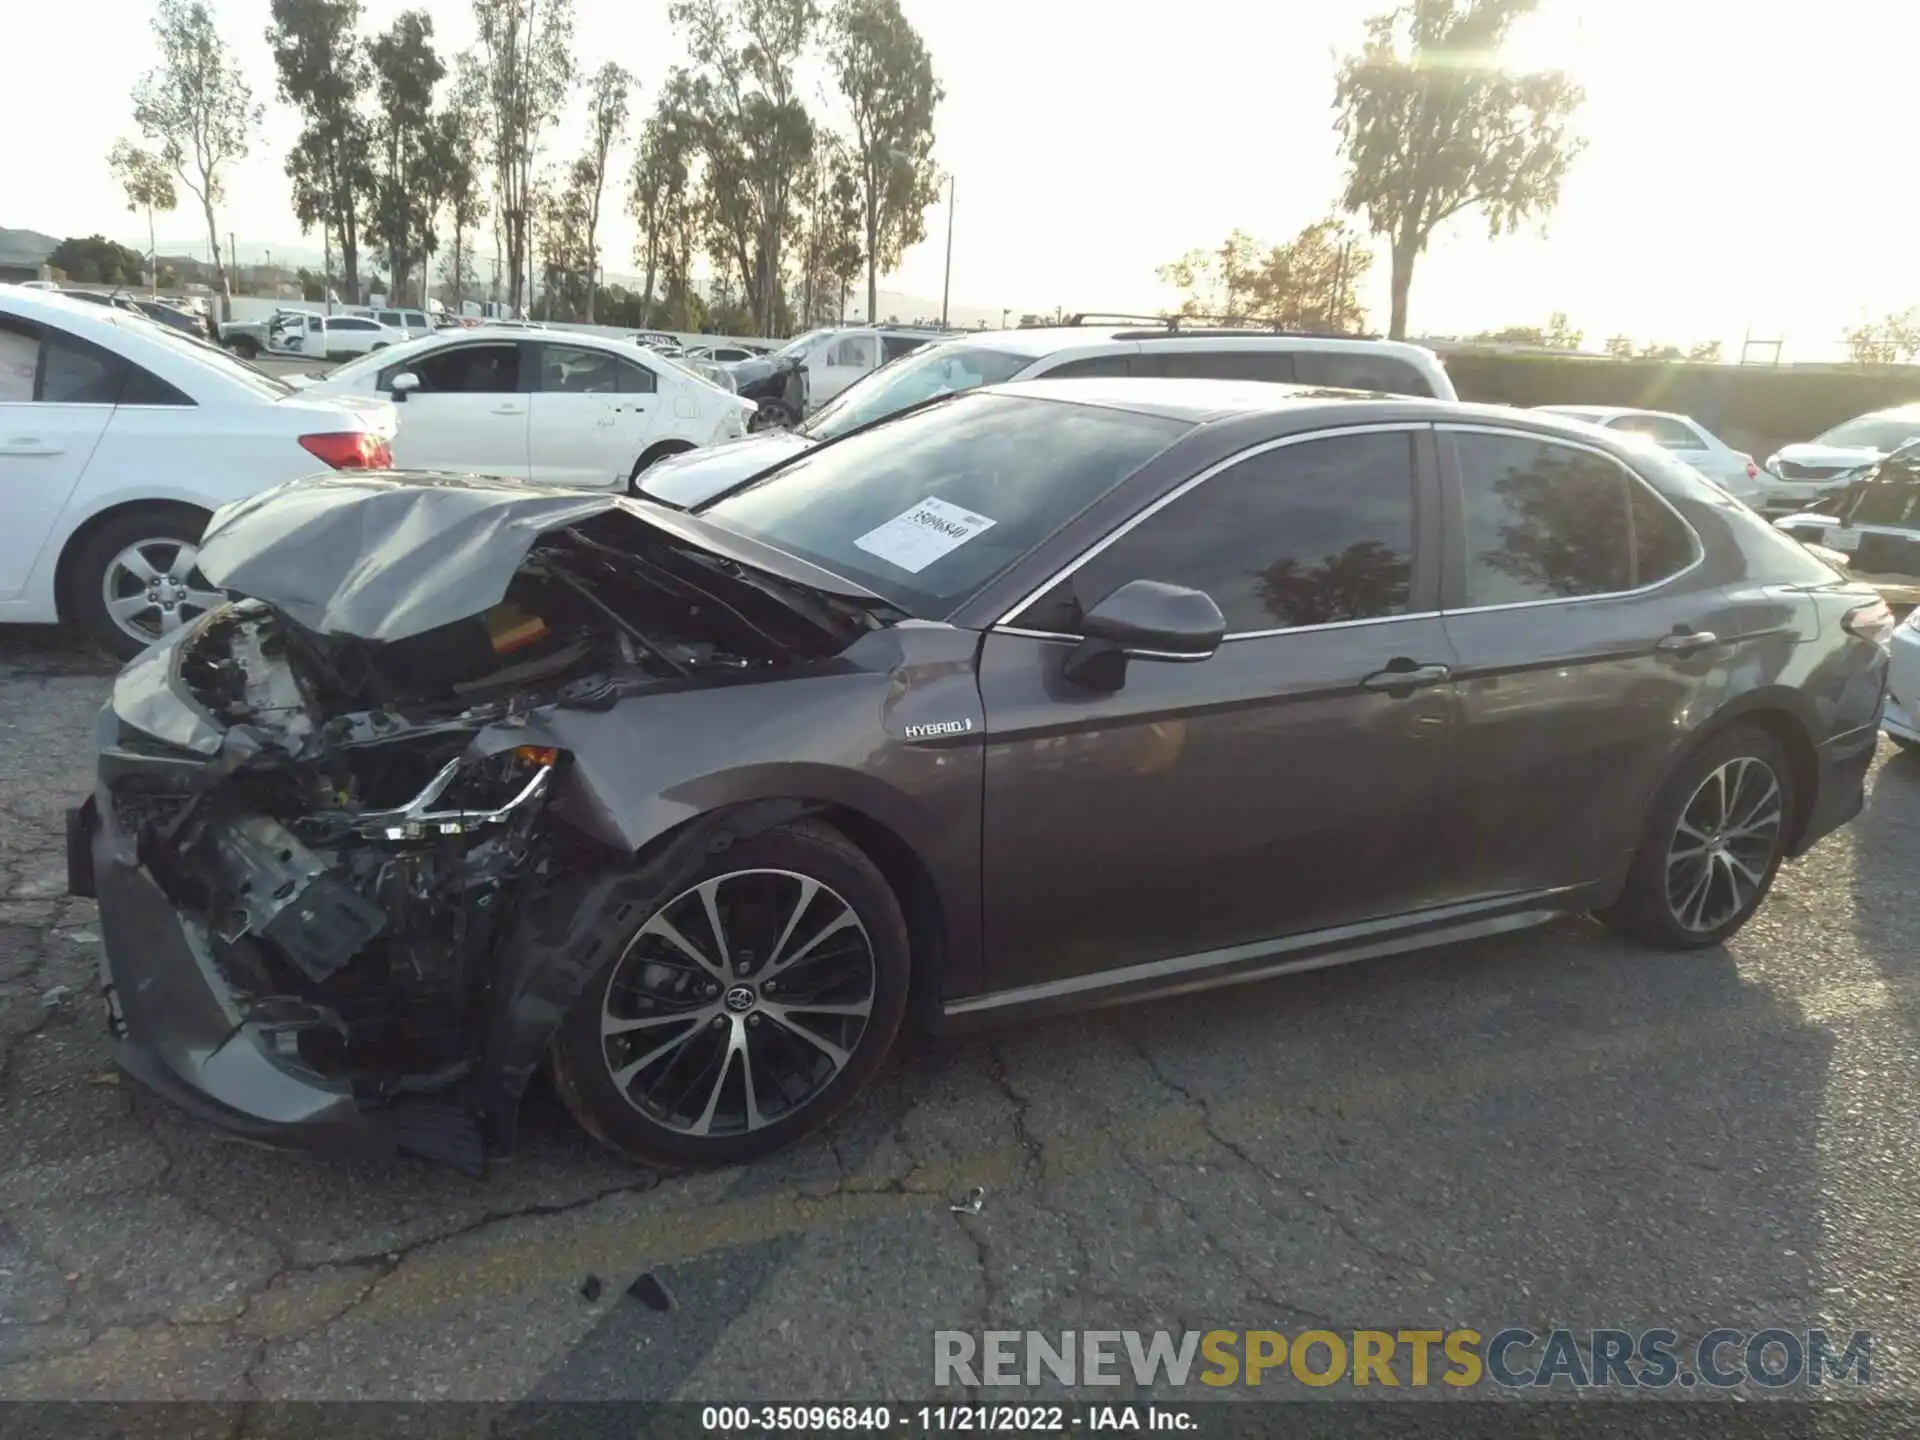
[1856,403,1920,422]
[1535,404,1696,423]
[938,324,1443,364]
[983,376,1653,442]
[3,284,151,334]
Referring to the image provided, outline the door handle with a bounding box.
[489,404,525,416]
[1361,660,1452,692]
[0,439,61,456]
[1655,629,1719,655]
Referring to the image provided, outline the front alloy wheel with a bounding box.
[550,821,910,1167]
[601,869,877,1137]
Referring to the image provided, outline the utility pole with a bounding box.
[940,174,954,328]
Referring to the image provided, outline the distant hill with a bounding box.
[0,228,58,268]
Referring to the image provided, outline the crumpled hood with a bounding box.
[194,470,885,643]
[637,428,814,508]
[727,353,800,389]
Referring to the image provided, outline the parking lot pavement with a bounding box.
[4,625,1920,1411]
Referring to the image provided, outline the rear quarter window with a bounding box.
[1632,446,1838,585]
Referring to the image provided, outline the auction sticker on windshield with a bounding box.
[854,497,997,574]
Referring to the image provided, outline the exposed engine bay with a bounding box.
[89,493,892,1163]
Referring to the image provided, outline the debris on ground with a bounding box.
[628,1271,675,1311]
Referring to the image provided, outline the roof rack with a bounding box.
[1057,311,1381,341]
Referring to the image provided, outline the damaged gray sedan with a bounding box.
[65,380,1887,1173]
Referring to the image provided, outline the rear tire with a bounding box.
[1598,724,1795,950]
[549,820,911,1168]
[63,503,219,662]
[228,336,260,359]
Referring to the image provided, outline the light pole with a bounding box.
[940,173,954,329]
[884,148,954,328]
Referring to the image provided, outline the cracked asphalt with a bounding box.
[5,624,1920,1413]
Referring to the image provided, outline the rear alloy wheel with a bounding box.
[550,821,910,1167]
[67,505,222,661]
[1600,725,1794,950]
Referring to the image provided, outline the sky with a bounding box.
[1,0,1912,357]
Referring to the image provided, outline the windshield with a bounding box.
[128,315,294,397]
[699,392,1188,616]
[772,328,834,360]
[1814,415,1920,451]
[800,345,1033,442]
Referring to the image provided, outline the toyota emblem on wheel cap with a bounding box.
[723,985,756,1014]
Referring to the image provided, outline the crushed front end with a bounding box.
[71,603,589,1169]
[65,482,882,1171]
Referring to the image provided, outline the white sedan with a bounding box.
[1885,608,1920,754]
[0,285,397,656]
[1532,406,1763,505]
[299,328,758,489]
[278,312,410,361]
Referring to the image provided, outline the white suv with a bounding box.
[643,323,1454,508]
[369,307,435,340]
[762,324,955,412]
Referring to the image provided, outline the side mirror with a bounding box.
[1063,580,1225,692]
[389,371,421,402]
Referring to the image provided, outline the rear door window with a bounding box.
[0,318,38,401]
[1449,432,1638,605]
[1041,354,1134,378]
[40,330,126,404]
[1138,349,1297,382]
[1293,351,1433,397]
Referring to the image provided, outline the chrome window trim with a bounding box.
[995,610,1433,647]
[1435,422,1707,616]
[991,421,1431,634]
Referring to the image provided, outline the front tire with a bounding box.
[1599,724,1795,950]
[627,441,697,492]
[64,504,221,661]
[549,820,910,1168]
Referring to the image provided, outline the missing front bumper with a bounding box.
[73,786,447,1165]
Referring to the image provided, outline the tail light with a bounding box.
[299,431,392,469]
[1842,598,1896,648]
[1746,460,1759,480]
